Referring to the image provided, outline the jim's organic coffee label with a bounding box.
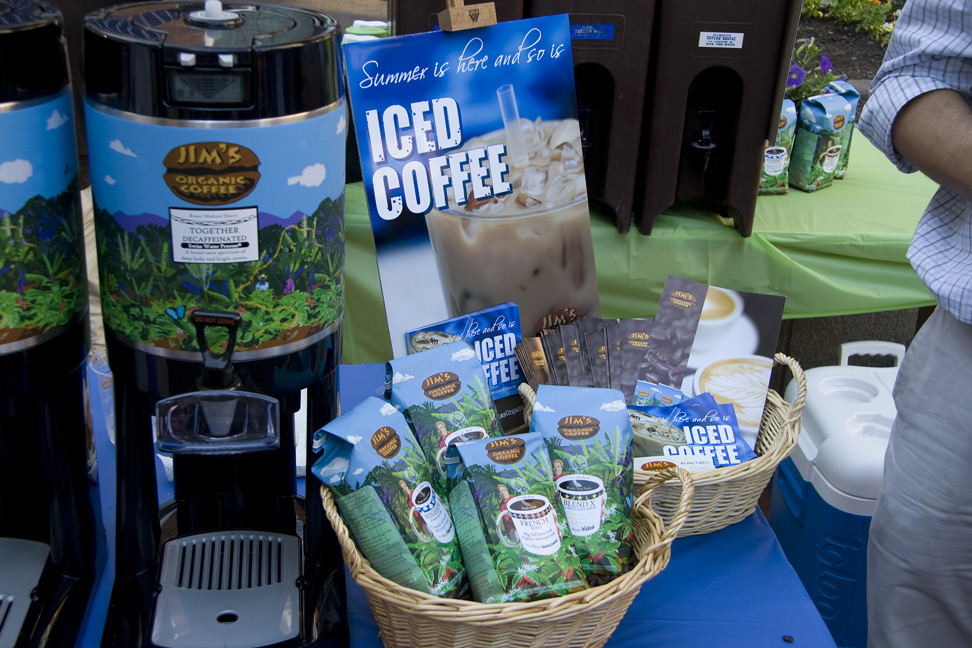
[84,98,347,358]
[485,437,526,464]
[163,142,261,205]
[371,426,402,458]
[311,396,467,598]
[557,416,600,440]
[422,372,462,400]
[0,91,87,351]
[386,341,503,494]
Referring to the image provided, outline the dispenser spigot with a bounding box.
[689,109,717,180]
[190,309,242,390]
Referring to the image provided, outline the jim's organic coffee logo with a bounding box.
[778,115,787,129]
[626,331,650,350]
[834,115,846,130]
[422,371,461,400]
[668,290,699,309]
[640,460,677,472]
[163,142,261,206]
[371,426,401,458]
[557,415,600,440]
[485,437,526,464]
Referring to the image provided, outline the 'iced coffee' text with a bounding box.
[363,97,512,220]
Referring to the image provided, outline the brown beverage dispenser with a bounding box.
[525,0,655,233]
[388,0,523,34]
[636,0,802,236]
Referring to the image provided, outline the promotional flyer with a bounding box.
[344,14,599,358]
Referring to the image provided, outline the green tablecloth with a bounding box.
[342,135,937,364]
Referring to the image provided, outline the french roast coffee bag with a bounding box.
[530,385,635,579]
[311,396,467,598]
[386,341,503,493]
[445,432,589,603]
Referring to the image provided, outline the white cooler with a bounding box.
[769,341,903,648]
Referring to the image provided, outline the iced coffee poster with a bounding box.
[344,14,600,358]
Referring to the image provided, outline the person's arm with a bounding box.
[892,89,972,201]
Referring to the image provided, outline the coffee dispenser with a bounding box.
[525,0,655,233]
[388,0,522,34]
[83,2,348,646]
[636,0,801,236]
[0,0,100,644]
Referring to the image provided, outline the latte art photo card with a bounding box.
[637,275,786,449]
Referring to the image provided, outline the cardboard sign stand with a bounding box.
[437,0,498,31]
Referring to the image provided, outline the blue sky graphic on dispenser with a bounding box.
[0,93,79,213]
[84,102,348,221]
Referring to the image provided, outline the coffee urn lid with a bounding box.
[83,0,344,120]
[0,0,69,103]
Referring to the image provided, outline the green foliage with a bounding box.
[94,192,345,351]
[801,0,903,46]
[0,178,87,336]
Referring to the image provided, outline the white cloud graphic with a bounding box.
[288,163,327,187]
[380,402,398,416]
[337,113,346,134]
[352,467,365,475]
[392,371,414,384]
[533,401,555,413]
[451,347,476,362]
[317,456,348,480]
[0,159,32,184]
[348,435,362,444]
[329,474,341,484]
[109,139,137,157]
[46,110,69,130]
[601,399,627,412]
[104,175,117,186]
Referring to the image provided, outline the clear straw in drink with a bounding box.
[497,84,530,169]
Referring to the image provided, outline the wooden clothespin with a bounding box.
[437,0,497,32]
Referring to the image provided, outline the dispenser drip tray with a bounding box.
[152,531,301,648]
[0,538,50,648]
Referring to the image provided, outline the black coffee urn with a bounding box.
[636,0,801,236]
[83,2,348,646]
[525,0,655,233]
[0,0,101,644]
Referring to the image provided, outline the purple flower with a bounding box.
[820,56,833,75]
[787,64,806,87]
[284,278,295,295]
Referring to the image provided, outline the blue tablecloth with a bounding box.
[80,363,837,648]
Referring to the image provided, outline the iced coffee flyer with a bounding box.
[344,14,600,358]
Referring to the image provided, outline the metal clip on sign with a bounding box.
[438,0,497,31]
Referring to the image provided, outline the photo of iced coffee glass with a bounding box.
[425,85,600,337]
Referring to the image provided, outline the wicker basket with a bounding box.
[635,352,806,536]
[322,466,694,648]
[519,353,806,538]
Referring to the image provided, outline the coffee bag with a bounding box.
[530,385,634,578]
[789,93,853,192]
[446,432,589,602]
[386,341,503,493]
[311,396,467,598]
[759,98,797,195]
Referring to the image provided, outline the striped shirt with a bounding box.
[858,0,972,324]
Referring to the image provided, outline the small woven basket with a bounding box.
[635,353,805,536]
[322,466,694,648]
[519,353,806,538]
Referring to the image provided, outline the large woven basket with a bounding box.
[322,466,694,648]
[634,352,806,536]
